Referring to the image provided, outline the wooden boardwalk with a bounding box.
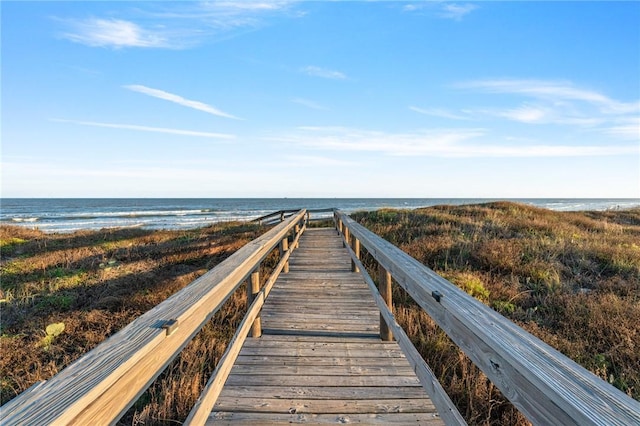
[209,228,444,424]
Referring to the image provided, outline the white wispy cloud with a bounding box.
[292,98,328,110]
[605,117,640,140]
[409,106,469,120]
[403,2,478,20]
[50,118,235,139]
[57,2,301,49]
[60,18,170,48]
[458,79,640,114]
[124,85,241,119]
[284,155,356,167]
[496,105,549,123]
[439,3,478,20]
[301,66,347,80]
[436,79,640,141]
[269,126,637,157]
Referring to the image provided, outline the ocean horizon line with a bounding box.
[2,198,639,234]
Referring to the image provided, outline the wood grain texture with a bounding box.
[208,412,444,425]
[336,211,640,426]
[205,228,444,425]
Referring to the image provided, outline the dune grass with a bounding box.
[352,202,640,424]
[1,202,638,425]
[0,222,271,424]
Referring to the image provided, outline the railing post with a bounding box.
[351,237,360,273]
[343,226,350,248]
[294,223,300,248]
[306,211,310,226]
[280,211,284,222]
[246,268,262,337]
[279,236,289,273]
[379,264,393,341]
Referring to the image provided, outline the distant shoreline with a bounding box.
[2,198,639,234]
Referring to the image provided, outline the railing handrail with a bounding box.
[253,207,335,224]
[335,210,640,426]
[1,210,308,426]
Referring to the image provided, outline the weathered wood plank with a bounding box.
[213,397,437,414]
[238,338,401,350]
[208,412,444,425]
[240,347,404,358]
[229,364,416,376]
[234,356,413,367]
[223,374,423,387]
[219,385,430,400]
[255,335,379,343]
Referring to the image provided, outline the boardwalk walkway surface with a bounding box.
[209,228,444,424]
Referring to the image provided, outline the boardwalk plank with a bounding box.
[208,412,443,424]
[214,397,437,414]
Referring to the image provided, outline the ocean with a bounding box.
[1,198,639,233]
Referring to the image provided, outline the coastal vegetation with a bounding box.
[1,202,639,425]
[0,222,265,424]
[352,202,640,424]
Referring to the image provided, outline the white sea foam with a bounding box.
[11,217,39,222]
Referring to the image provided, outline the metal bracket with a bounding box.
[161,319,179,336]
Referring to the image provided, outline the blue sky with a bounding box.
[2,1,639,198]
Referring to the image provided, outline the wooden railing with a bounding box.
[253,208,335,225]
[334,210,640,426]
[1,210,308,426]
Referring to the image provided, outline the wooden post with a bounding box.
[280,211,284,222]
[294,224,300,248]
[351,237,360,273]
[306,211,310,226]
[379,264,393,341]
[246,269,261,337]
[343,226,350,248]
[280,237,289,273]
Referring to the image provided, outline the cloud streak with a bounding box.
[51,118,235,139]
[57,2,302,49]
[403,2,478,20]
[60,18,170,48]
[124,85,241,119]
[458,79,640,114]
[439,3,478,20]
[270,126,637,157]
[292,98,328,110]
[409,106,469,120]
[414,79,639,142]
[301,66,347,80]
[284,155,356,167]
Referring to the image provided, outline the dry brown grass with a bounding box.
[353,202,640,425]
[0,222,271,424]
